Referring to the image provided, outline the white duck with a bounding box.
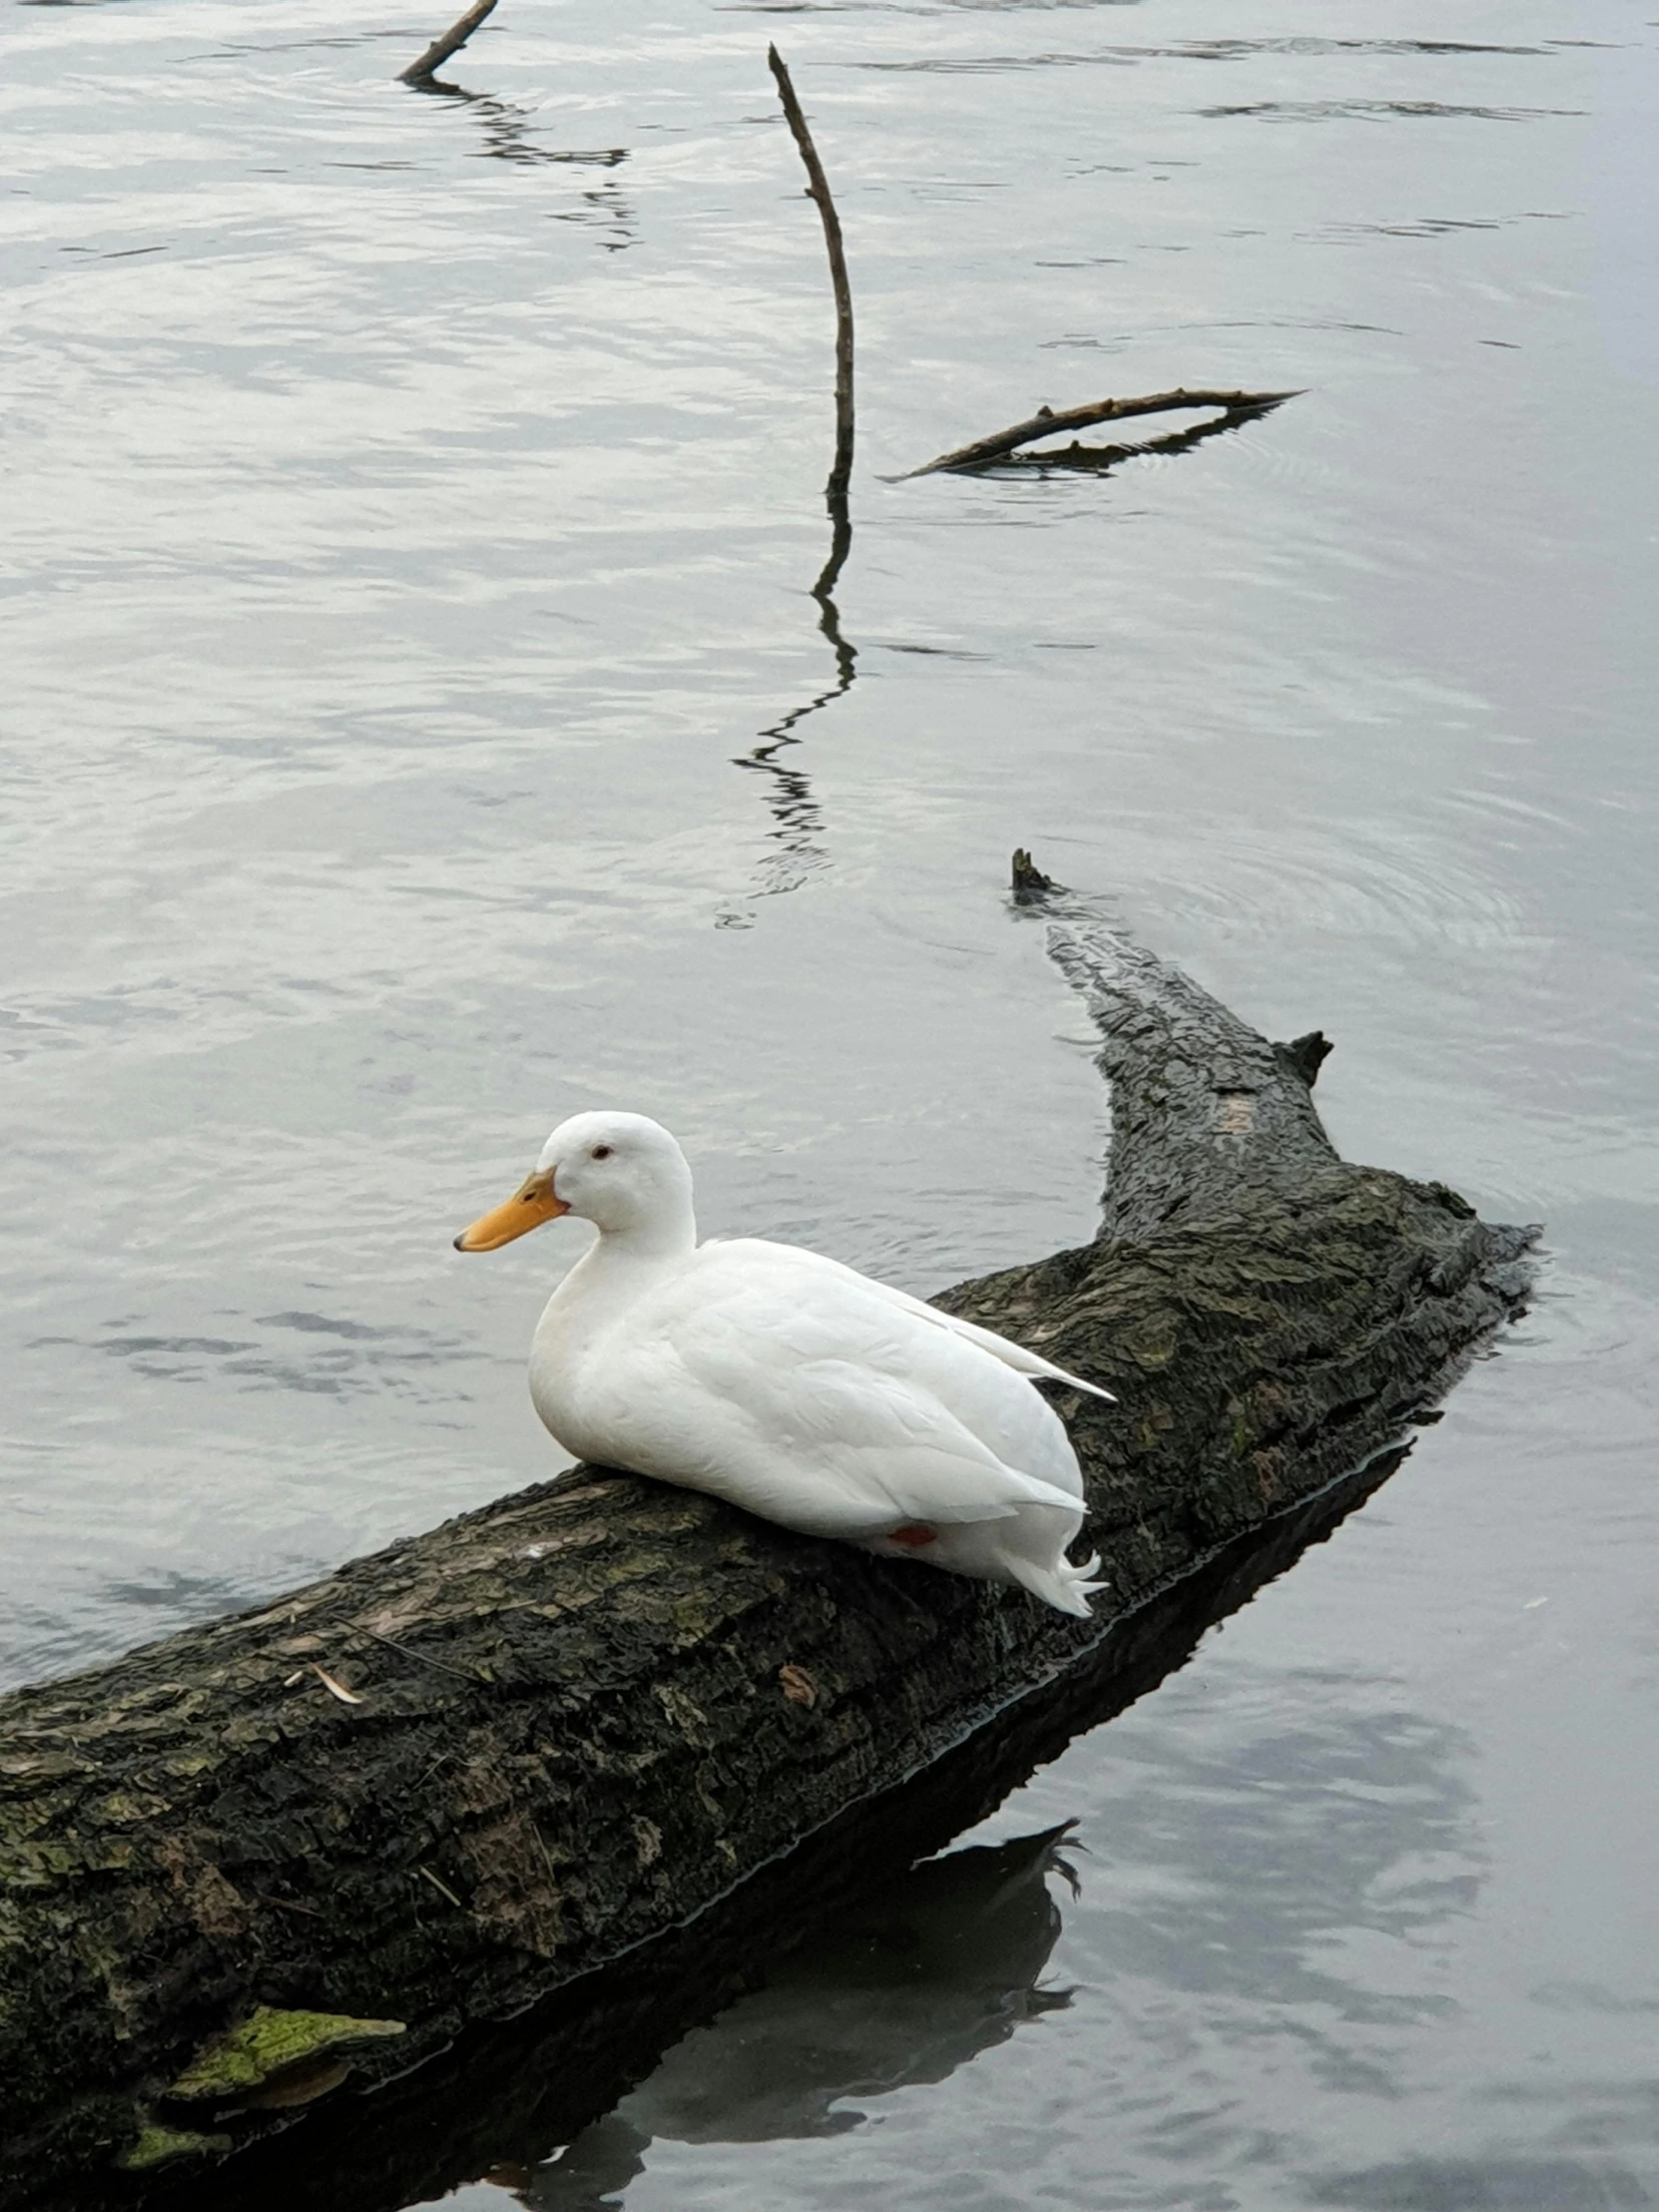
[454,1113,1112,1617]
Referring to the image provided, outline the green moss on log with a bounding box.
[166,2006,405,2102]
[118,2125,230,2173]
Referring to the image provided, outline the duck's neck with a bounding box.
[582,1191,699,1271]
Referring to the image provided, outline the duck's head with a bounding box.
[453,1111,695,1252]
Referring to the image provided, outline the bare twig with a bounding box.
[903,386,1301,478]
[340,1617,487,1687]
[975,401,1291,477]
[398,0,500,84]
[768,46,854,506]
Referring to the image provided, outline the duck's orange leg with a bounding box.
[888,1522,937,1548]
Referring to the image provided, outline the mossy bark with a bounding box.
[0,899,1532,2207]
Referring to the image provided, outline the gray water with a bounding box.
[3,0,1656,2202]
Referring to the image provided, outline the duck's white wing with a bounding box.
[582,1242,1085,1541]
[807,1252,1115,1403]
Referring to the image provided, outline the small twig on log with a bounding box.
[338,1618,489,1687]
[398,0,500,84]
[768,46,855,507]
[903,386,1301,479]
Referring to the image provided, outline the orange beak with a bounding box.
[453,1167,570,1253]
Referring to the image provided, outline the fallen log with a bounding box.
[0,866,1533,2207]
[129,1445,1409,2212]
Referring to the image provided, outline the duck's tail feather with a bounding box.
[1006,1548,1109,1619]
[929,1310,1117,1404]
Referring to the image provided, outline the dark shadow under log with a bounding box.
[0,870,1534,2206]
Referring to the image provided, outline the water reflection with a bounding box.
[498,1827,1077,2207]
[724,501,856,915]
[405,74,633,227]
[1200,100,1583,122]
[724,385,1265,914]
[1306,2157,1652,2209]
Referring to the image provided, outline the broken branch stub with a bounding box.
[398,0,500,85]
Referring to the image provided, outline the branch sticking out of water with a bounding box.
[398,0,500,84]
[768,46,855,508]
[903,386,1301,478]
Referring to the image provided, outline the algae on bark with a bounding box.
[165,2007,405,2102]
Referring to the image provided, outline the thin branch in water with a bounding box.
[902,386,1302,478]
[979,399,1292,476]
[398,0,500,84]
[768,46,855,506]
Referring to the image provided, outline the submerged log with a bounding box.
[0,870,1533,2206]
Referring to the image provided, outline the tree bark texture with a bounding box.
[0,887,1533,2206]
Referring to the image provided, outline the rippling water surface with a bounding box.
[3,0,1656,2203]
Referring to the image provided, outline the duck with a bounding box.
[453,1112,1112,1616]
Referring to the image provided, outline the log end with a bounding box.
[1275,1030,1334,1088]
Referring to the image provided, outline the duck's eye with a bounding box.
[591,1144,613,1161]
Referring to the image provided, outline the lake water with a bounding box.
[2,0,1656,2204]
